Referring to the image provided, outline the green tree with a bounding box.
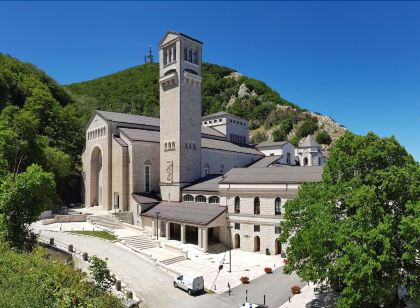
[88,256,116,292]
[280,132,420,307]
[296,119,318,139]
[316,130,332,145]
[272,128,287,142]
[0,164,55,250]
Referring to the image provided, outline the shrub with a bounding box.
[290,135,300,147]
[272,128,287,142]
[264,267,273,274]
[316,130,332,145]
[240,276,250,284]
[250,130,267,144]
[88,256,116,291]
[291,285,301,294]
[296,119,318,139]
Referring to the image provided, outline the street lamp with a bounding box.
[227,225,233,273]
[156,211,160,240]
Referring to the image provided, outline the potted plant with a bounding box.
[291,285,301,294]
[264,267,273,274]
[283,258,288,265]
[240,276,249,284]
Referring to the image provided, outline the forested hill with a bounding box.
[65,62,346,145]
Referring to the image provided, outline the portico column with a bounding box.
[166,221,170,240]
[198,228,202,248]
[152,219,156,237]
[203,228,208,252]
[181,224,186,244]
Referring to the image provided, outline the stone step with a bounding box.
[87,215,123,229]
[160,255,186,265]
[121,236,158,250]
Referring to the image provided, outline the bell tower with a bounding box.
[159,32,203,201]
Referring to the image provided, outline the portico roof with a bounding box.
[142,202,227,226]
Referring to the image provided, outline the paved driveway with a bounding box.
[38,230,302,308]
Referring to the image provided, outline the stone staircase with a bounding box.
[120,235,158,251]
[160,255,186,265]
[207,243,228,254]
[87,215,123,230]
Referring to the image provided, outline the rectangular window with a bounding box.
[275,226,281,234]
[114,192,120,209]
[193,48,198,64]
[163,50,167,65]
[145,165,151,193]
[234,223,240,230]
[184,47,188,61]
[254,225,260,232]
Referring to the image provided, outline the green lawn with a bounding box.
[69,230,117,241]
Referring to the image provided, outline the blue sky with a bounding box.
[1,1,419,160]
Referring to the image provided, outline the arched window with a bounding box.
[195,195,206,203]
[254,197,260,214]
[171,141,175,150]
[234,196,240,213]
[219,164,225,174]
[204,163,209,176]
[183,195,194,202]
[275,197,281,215]
[144,160,151,193]
[304,157,308,166]
[164,142,168,151]
[209,196,220,204]
[286,153,291,165]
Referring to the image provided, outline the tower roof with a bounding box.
[159,31,203,46]
[299,135,320,148]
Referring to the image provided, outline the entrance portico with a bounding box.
[142,201,228,252]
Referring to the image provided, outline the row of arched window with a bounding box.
[234,196,282,215]
[87,126,106,141]
[164,141,175,151]
[183,194,220,204]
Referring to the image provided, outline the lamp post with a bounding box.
[156,211,160,240]
[227,225,233,273]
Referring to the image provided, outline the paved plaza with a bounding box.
[32,216,300,307]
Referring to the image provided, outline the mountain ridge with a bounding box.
[65,62,346,147]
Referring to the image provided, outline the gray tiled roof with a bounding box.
[249,155,282,168]
[201,126,225,138]
[120,128,160,142]
[201,111,230,119]
[202,138,263,155]
[97,110,159,127]
[132,193,160,204]
[256,141,289,148]
[220,166,323,184]
[299,135,320,148]
[113,136,128,147]
[142,202,227,226]
[183,175,223,192]
[118,127,261,155]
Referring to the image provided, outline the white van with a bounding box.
[173,272,204,295]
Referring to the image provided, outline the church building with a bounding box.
[82,32,324,254]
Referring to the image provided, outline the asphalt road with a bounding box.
[38,230,303,308]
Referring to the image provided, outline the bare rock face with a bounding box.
[224,71,243,81]
[238,83,250,98]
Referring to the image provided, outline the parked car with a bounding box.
[240,304,267,308]
[173,272,204,295]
